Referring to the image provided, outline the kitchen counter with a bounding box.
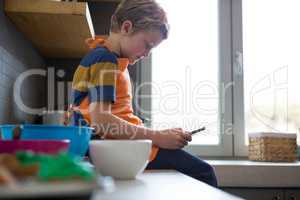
[91,170,243,200]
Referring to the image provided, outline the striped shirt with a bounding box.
[71,39,158,161]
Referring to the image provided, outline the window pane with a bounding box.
[243,0,300,144]
[152,0,219,145]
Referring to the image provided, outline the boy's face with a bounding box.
[120,22,164,64]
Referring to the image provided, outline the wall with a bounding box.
[45,58,80,110]
[0,1,46,124]
[89,2,118,35]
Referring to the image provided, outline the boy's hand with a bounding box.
[152,128,192,149]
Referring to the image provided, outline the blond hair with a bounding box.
[110,0,169,39]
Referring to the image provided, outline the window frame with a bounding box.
[231,0,248,156]
[184,0,234,157]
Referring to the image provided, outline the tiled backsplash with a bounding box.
[0,1,46,124]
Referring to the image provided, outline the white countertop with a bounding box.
[207,160,300,188]
[92,170,243,200]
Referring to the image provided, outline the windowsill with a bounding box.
[206,159,300,188]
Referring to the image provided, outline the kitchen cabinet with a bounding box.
[223,188,284,200]
[285,189,300,200]
[223,188,300,200]
[4,0,95,58]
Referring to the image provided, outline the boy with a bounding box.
[71,0,218,187]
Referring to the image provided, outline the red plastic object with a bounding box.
[0,140,69,155]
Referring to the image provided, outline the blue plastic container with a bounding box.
[0,124,93,158]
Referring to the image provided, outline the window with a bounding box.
[244,0,300,139]
[234,0,300,155]
[152,0,219,144]
[150,0,233,156]
[143,0,300,157]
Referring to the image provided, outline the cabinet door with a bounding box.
[223,188,284,200]
[285,189,300,200]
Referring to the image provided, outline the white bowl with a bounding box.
[89,140,152,179]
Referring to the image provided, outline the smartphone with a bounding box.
[190,127,206,135]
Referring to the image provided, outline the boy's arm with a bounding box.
[89,101,156,140]
[89,101,192,149]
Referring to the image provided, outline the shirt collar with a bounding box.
[87,37,129,72]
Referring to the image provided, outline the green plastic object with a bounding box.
[16,152,95,181]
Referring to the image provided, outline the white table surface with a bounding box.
[92,170,243,200]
